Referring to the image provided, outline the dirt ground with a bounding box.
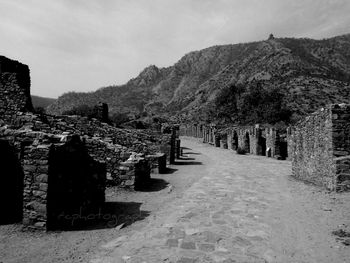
[1,137,350,263]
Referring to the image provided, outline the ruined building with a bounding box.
[0,56,175,230]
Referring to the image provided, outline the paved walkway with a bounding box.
[90,137,350,263]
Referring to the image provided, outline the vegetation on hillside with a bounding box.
[48,34,350,126]
[206,82,292,126]
[31,95,56,109]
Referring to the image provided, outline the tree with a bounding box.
[211,82,292,125]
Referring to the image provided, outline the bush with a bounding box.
[62,104,98,119]
[236,147,247,155]
[109,112,130,127]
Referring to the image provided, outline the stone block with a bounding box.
[36,174,48,183]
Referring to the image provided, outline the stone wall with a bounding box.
[265,128,288,159]
[0,55,174,231]
[181,123,290,160]
[0,56,33,123]
[290,104,350,190]
[84,137,128,185]
[22,134,106,230]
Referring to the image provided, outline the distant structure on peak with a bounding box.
[268,33,275,40]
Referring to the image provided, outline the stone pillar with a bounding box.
[170,128,176,164]
[199,125,203,138]
[227,130,233,150]
[95,102,109,123]
[209,127,213,144]
[176,138,181,159]
[158,154,167,174]
[23,144,51,231]
[203,127,206,142]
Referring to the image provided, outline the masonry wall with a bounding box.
[0,56,33,123]
[236,127,258,154]
[331,104,350,189]
[291,106,336,189]
[84,138,128,185]
[22,135,106,230]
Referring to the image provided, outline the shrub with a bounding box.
[62,104,97,119]
[109,112,130,127]
[236,147,247,155]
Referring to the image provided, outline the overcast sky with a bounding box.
[1,0,349,98]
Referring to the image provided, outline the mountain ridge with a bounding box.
[47,33,350,124]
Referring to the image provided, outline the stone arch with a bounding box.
[0,140,24,224]
[245,132,250,153]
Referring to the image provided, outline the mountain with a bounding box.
[31,95,56,109]
[47,34,350,124]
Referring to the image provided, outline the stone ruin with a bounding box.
[0,56,178,230]
[0,56,33,122]
[181,104,350,191]
[181,123,289,160]
[290,104,350,191]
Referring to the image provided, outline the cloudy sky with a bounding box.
[1,0,349,98]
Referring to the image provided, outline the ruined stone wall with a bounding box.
[331,104,350,157]
[9,113,167,156]
[21,135,106,230]
[0,56,33,123]
[84,137,128,185]
[2,109,172,185]
[331,104,350,189]
[291,106,336,189]
[236,127,257,154]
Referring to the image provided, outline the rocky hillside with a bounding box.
[48,34,350,124]
[31,95,56,109]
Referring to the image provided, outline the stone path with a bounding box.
[90,137,350,263]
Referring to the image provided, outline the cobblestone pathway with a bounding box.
[90,137,350,263]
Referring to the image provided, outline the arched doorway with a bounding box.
[232,131,239,150]
[0,140,23,224]
[258,133,266,156]
[245,132,250,153]
[279,141,288,160]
